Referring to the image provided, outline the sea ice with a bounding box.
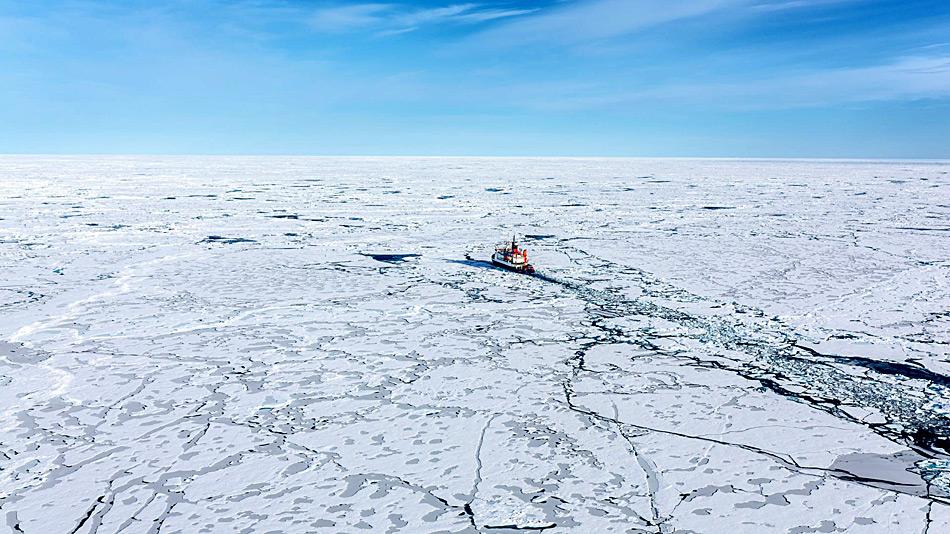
[0,156,947,532]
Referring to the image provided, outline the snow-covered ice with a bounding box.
[1,155,948,533]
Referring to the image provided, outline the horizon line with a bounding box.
[2,153,950,163]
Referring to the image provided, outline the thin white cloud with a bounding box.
[752,0,859,12]
[307,2,535,35]
[461,0,872,50]
[395,3,477,26]
[790,54,950,103]
[678,54,950,108]
[451,8,538,23]
[466,0,746,47]
[497,54,950,111]
[308,3,393,33]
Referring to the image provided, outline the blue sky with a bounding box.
[2,0,949,157]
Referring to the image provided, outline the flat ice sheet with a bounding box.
[1,156,948,533]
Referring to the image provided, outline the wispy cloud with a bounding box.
[491,53,950,112]
[676,54,950,109]
[308,3,393,33]
[752,0,860,12]
[308,2,536,35]
[465,0,746,47]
